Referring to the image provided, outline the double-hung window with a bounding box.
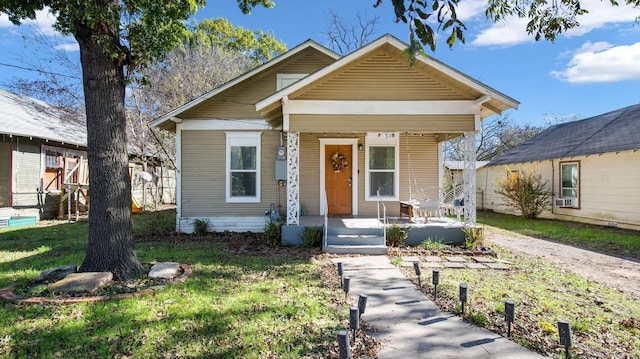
[365,133,399,200]
[226,132,261,203]
[560,161,579,207]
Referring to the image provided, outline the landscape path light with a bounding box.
[358,294,368,318]
[432,270,439,300]
[413,261,422,287]
[459,283,468,315]
[558,320,572,359]
[343,276,351,299]
[504,300,515,337]
[349,306,360,341]
[337,330,351,359]
[337,262,344,288]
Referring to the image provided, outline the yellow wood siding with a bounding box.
[476,150,640,231]
[180,48,336,120]
[289,114,474,133]
[181,130,282,217]
[292,45,477,101]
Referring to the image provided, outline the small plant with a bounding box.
[467,310,489,326]
[494,165,551,219]
[386,224,409,247]
[421,238,449,251]
[192,218,209,236]
[263,220,283,248]
[462,226,484,250]
[301,226,323,247]
[391,257,403,266]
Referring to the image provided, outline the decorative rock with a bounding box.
[148,262,181,279]
[35,265,77,283]
[48,272,113,294]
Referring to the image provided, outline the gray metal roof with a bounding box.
[489,103,640,165]
[0,89,87,147]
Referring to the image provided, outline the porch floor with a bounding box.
[282,215,466,249]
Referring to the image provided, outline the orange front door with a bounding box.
[325,144,352,215]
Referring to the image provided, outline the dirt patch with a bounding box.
[485,227,640,299]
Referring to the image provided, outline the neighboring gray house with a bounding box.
[477,103,640,231]
[0,89,175,223]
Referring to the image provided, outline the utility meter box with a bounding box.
[275,160,287,180]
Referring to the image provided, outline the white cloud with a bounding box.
[551,42,640,83]
[0,8,58,36]
[55,42,80,52]
[469,0,640,47]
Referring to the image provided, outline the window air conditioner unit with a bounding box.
[555,198,573,207]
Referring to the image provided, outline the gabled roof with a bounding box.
[256,34,519,117]
[489,103,640,165]
[0,89,87,147]
[149,39,340,130]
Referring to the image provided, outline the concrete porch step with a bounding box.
[324,244,388,255]
[326,234,385,246]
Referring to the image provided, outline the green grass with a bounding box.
[402,211,640,357]
[414,250,640,358]
[477,210,640,259]
[0,211,347,358]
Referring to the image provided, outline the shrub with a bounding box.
[461,226,485,249]
[301,226,323,247]
[192,219,209,236]
[263,220,283,248]
[421,238,449,251]
[386,224,409,247]
[494,165,551,219]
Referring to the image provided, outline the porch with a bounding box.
[281,214,466,255]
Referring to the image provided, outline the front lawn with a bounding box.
[0,212,354,358]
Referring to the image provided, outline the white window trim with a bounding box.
[276,73,308,91]
[560,161,579,207]
[365,132,400,201]
[226,132,261,203]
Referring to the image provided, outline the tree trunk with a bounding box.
[75,17,146,281]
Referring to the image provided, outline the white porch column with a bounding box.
[286,132,300,225]
[463,131,477,226]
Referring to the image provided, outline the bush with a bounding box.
[386,224,409,247]
[192,219,209,236]
[494,165,551,219]
[461,226,484,249]
[263,220,283,248]
[301,226,323,247]
[421,238,448,251]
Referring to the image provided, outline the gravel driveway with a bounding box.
[485,228,640,299]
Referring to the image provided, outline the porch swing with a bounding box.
[404,133,443,223]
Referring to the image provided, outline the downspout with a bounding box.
[551,159,555,215]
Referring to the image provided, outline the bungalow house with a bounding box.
[0,89,175,224]
[151,34,519,248]
[476,104,640,231]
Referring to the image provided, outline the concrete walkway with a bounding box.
[333,256,546,358]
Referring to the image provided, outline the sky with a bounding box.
[0,0,639,127]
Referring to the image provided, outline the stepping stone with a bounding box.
[495,259,513,265]
[444,256,466,262]
[48,272,113,294]
[401,256,421,262]
[485,263,511,270]
[442,262,465,268]
[36,265,77,283]
[465,263,488,269]
[473,257,495,263]
[423,256,442,262]
[149,262,181,279]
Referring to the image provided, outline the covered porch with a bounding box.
[282,212,466,254]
